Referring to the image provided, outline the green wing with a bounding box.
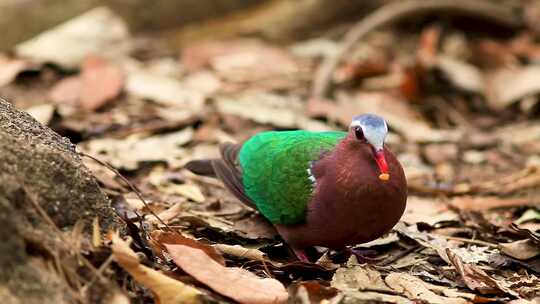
[239,130,346,224]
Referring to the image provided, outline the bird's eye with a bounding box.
[354,126,365,140]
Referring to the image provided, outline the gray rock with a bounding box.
[0,98,121,303]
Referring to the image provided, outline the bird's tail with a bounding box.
[184,159,217,177]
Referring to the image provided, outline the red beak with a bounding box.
[374,149,389,181]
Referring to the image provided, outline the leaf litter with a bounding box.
[3,2,540,303]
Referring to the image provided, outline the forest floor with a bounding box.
[1,2,540,303]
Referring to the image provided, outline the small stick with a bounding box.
[439,235,498,248]
[80,152,172,231]
[311,0,522,100]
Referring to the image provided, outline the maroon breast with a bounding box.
[275,138,407,249]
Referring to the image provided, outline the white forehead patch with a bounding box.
[349,115,388,150]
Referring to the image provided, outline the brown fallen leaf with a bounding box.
[182,39,297,76]
[499,239,540,260]
[485,66,540,110]
[385,273,469,304]
[109,233,202,304]
[125,67,205,111]
[216,92,327,130]
[423,143,459,165]
[49,76,81,106]
[510,223,540,243]
[151,231,225,265]
[79,55,124,110]
[15,7,131,69]
[165,244,288,304]
[79,127,193,170]
[162,184,205,203]
[446,248,516,296]
[289,281,339,304]
[49,55,124,110]
[402,196,458,226]
[507,273,540,301]
[435,55,484,93]
[331,264,392,293]
[449,196,532,211]
[150,203,184,224]
[212,244,276,265]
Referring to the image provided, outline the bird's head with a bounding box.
[349,114,390,181]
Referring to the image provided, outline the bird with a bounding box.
[185,113,407,262]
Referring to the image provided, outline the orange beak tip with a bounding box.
[379,173,390,181]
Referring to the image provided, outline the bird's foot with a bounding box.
[292,248,310,263]
[347,248,382,264]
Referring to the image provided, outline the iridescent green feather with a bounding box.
[238,130,346,224]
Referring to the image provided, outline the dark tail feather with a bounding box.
[184,159,217,177]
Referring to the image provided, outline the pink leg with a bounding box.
[293,248,310,263]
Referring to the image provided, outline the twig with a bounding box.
[311,0,522,100]
[80,152,172,231]
[23,188,108,298]
[439,235,498,248]
[80,253,115,295]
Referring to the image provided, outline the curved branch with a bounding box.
[311,0,523,100]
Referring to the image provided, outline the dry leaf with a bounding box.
[355,232,399,248]
[182,39,298,77]
[79,56,124,110]
[393,222,453,263]
[289,281,339,304]
[446,249,515,296]
[126,69,205,111]
[496,122,540,147]
[25,104,55,125]
[80,127,193,170]
[216,92,325,130]
[499,239,540,260]
[290,38,340,58]
[49,77,81,106]
[331,264,392,292]
[164,184,205,203]
[107,290,130,304]
[515,209,540,225]
[152,203,184,224]
[232,214,279,240]
[332,264,411,303]
[385,273,469,304]
[50,56,124,110]
[110,233,201,304]
[0,56,28,87]
[16,7,131,68]
[151,231,225,265]
[485,66,540,110]
[435,56,484,93]
[449,196,532,211]
[213,244,274,264]
[166,244,288,304]
[402,196,458,226]
[423,143,458,165]
[510,223,540,243]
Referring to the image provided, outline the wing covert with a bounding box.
[239,130,345,224]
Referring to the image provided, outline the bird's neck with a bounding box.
[329,133,378,185]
